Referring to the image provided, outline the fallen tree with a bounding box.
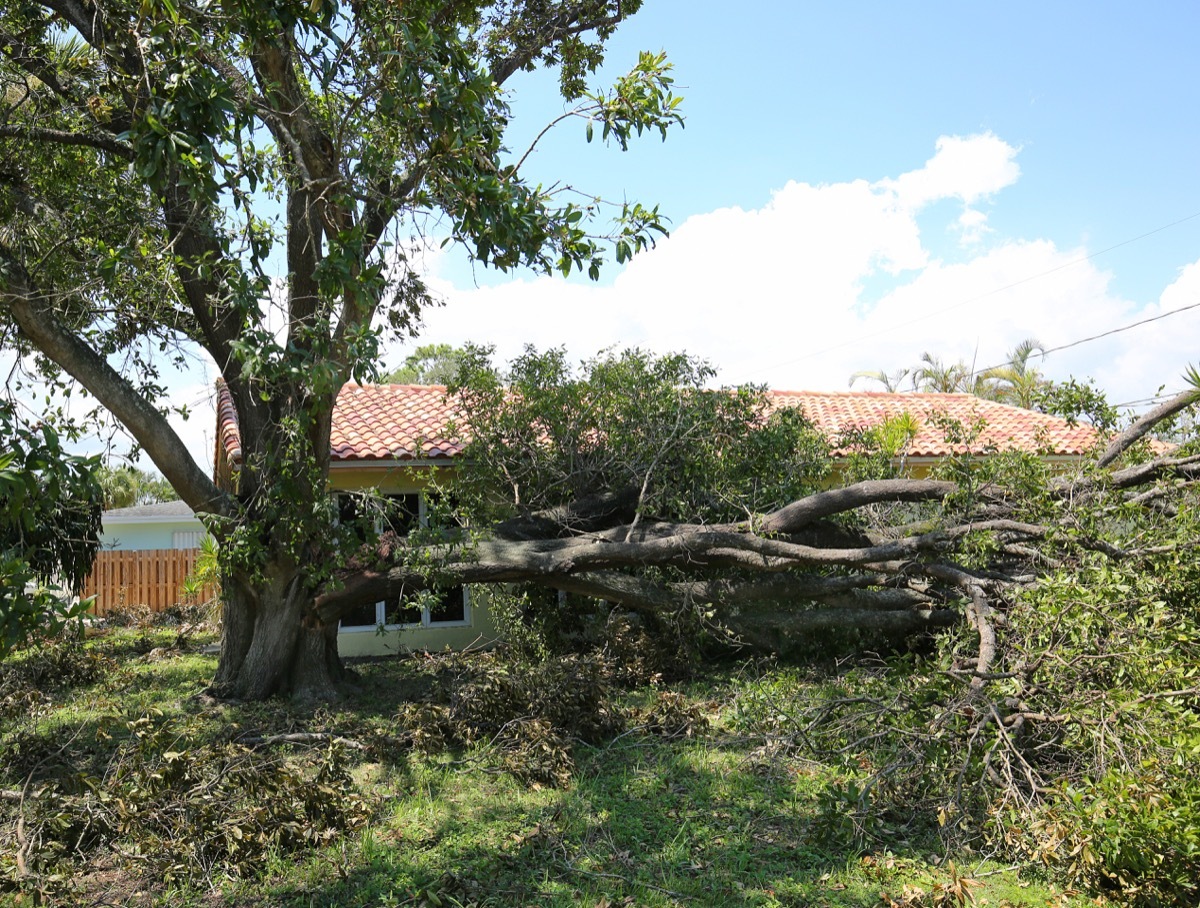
[313,352,1200,902]
[323,418,1193,657]
[318,349,1200,684]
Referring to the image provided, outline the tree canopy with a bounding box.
[0,0,684,696]
[382,343,467,385]
[96,465,178,510]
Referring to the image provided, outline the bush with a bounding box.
[1021,761,1200,905]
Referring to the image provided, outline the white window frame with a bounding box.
[337,491,471,632]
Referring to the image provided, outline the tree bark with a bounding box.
[210,580,256,691]
[210,561,342,701]
[1096,387,1199,468]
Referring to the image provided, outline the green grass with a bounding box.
[0,630,1102,907]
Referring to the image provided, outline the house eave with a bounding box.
[102,514,205,526]
[327,458,457,470]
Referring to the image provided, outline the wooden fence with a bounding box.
[81,549,215,616]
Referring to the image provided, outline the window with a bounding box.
[337,490,471,632]
[340,587,470,632]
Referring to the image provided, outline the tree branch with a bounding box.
[1096,386,1199,468]
[313,509,1041,620]
[0,249,231,516]
[41,0,106,48]
[0,124,133,159]
[490,6,625,86]
[759,479,957,534]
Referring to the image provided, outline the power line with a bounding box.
[970,298,1200,379]
[755,207,1200,375]
[1112,392,1179,409]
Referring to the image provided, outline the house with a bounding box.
[214,383,1102,657]
[99,499,207,551]
[214,383,498,657]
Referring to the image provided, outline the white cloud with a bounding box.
[404,132,1199,411]
[880,133,1022,208]
[955,207,991,246]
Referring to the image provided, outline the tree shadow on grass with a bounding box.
[263,733,931,908]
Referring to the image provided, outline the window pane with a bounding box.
[384,494,421,536]
[383,596,422,626]
[341,600,379,628]
[429,586,466,624]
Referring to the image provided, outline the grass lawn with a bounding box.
[0,625,1102,907]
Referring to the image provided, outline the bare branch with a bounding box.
[760,479,957,535]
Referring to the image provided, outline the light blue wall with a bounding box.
[100,518,205,551]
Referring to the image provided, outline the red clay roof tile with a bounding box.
[768,391,1099,458]
[215,384,1100,466]
[216,383,464,466]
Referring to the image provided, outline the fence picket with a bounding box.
[81,549,215,616]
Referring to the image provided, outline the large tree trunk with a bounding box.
[210,560,344,702]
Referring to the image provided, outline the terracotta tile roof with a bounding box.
[215,384,1099,467]
[331,384,464,460]
[216,383,464,466]
[769,391,1099,458]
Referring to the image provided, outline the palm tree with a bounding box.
[98,465,179,509]
[849,368,913,392]
[913,353,972,393]
[979,338,1046,407]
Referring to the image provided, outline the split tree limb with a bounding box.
[1097,386,1200,468]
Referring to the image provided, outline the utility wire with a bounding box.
[969,298,1200,379]
[756,208,1200,375]
[1112,393,1179,409]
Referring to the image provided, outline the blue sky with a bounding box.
[56,1,1200,462]
[401,1,1200,409]
[498,0,1200,295]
